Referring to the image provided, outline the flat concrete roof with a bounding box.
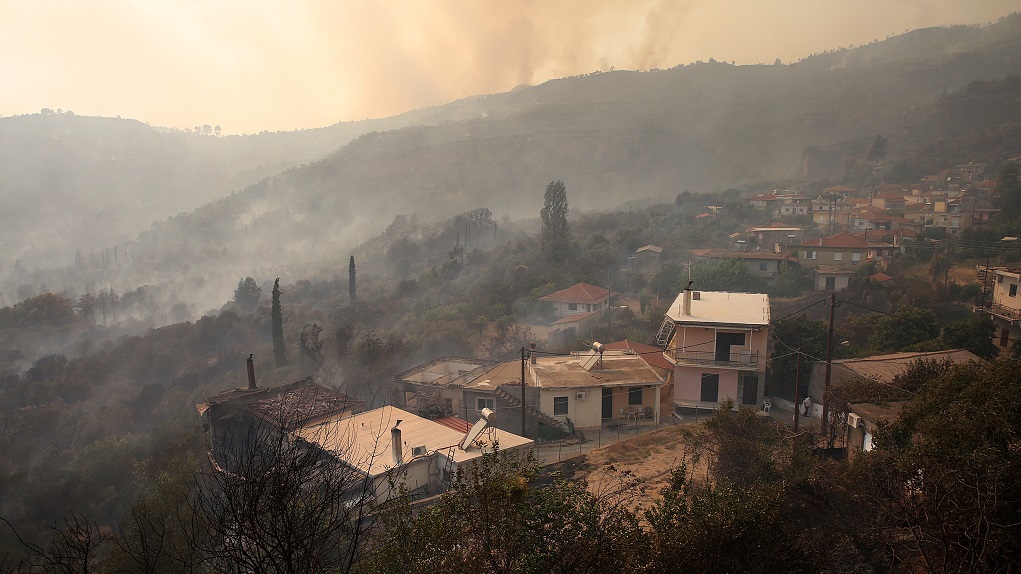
[666,291,770,327]
[530,351,665,390]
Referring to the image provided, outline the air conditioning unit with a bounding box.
[411,445,427,457]
[847,413,862,429]
[576,391,589,400]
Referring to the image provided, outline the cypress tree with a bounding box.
[349,256,357,303]
[272,278,287,367]
[540,180,570,263]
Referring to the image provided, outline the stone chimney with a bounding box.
[529,341,537,365]
[682,281,694,316]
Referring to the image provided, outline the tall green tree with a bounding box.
[271,278,287,368]
[232,277,261,312]
[540,180,570,263]
[348,256,356,303]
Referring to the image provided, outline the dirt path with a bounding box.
[541,423,695,501]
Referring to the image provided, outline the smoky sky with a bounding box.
[1,0,1016,134]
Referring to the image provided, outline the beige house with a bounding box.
[807,349,982,402]
[297,406,532,502]
[976,266,1021,350]
[659,288,769,411]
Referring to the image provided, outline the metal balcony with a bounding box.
[670,349,760,369]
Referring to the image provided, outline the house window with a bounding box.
[805,251,817,260]
[833,252,843,261]
[851,252,861,262]
[629,387,643,405]
[1010,284,1018,297]
[568,303,578,311]
[553,396,569,416]
[758,262,768,271]
[477,397,494,411]
[700,374,720,403]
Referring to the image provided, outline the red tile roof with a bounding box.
[799,232,869,249]
[825,185,856,193]
[434,416,471,433]
[868,272,894,283]
[540,282,618,305]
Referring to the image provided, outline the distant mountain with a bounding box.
[0,103,494,269]
[5,14,1021,306]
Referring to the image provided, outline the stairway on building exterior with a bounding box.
[494,385,567,432]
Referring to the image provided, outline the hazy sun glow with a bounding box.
[1,0,1016,133]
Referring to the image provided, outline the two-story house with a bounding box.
[657,288,769,411]
[793,232,868,268]
[976,266,1021,350]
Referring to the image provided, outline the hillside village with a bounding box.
[3,16,1021,571]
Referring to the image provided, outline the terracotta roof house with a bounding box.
[794,232,869,269]
[540,282,619,319]
[198,375,365,471]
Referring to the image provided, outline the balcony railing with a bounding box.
[977,303,1021,324]
[670,349,760,368]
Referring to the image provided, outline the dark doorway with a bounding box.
[700,374,720,402]
[742,375,758,405]
[602,387,613,419]
[825,276,836,290]
[1001,329,1010,347]
[715,332,746,362]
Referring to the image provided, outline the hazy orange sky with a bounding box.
[1,1,1017,134]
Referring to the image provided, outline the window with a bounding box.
[833,252,843,261]
[568,303,578,311]
[805,250,817,260]
[629,387,643,405]
[477,397,494,411]
[851,252,861,262]
[1010,284,1018,297]
[700,374,720,403]
[553,396,569,416]
[758,262,768,271]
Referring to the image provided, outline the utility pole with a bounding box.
[793,349,801,433]
[521,346,527,438]
[821,292,836,440]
